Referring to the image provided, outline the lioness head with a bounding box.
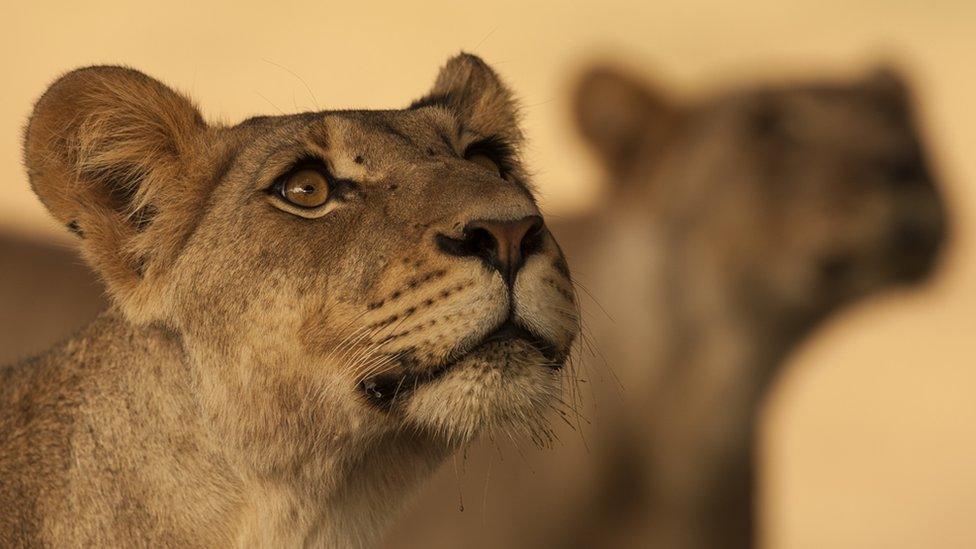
[575,65,947,328]
[24,54,578,462]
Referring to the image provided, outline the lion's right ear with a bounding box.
[23,66,208,322]
[573,66,678,178]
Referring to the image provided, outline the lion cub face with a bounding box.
[575,66,946,323]
[25,55,578,449]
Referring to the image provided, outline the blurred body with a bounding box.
[388,65,947,548]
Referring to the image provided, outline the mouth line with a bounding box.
[359,319,564,409]
[479,320,562,364]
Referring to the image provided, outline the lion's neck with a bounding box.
[575,205,810,549]
[13,310,243,546]
[178,321,453,547]
[232,429,448,548]
[636,279,811,549]
[48,310,447,547]
[637,240,814,549]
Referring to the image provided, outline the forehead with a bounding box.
[212,107,473,192]
[233,107,461,158]
[684,82,915,162]
[717,81,906,130]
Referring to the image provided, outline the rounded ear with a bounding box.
[865,65,909,98]
[23,66,208,322]
[864,64,914,113]
[410,53,522,144]
[573,65,678,177]
[861,65,917,128]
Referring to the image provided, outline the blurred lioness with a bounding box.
[387,64,947,549]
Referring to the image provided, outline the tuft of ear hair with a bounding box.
[573,65,678,178]
[413,53,523,145]
[23,66,210,322]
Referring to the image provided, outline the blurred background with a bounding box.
[2,1,974,547]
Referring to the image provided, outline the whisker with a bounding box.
[261,57,319,110]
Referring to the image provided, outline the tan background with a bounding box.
[2,1,974,547]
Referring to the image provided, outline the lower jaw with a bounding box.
[359,342,564,410]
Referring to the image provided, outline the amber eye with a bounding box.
[279,169,330,208]
[466,152,502,177]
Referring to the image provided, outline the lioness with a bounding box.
[0,54,579,547]
[560,65,948,548]
[385,65,947,548]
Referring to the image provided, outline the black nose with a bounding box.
[436,215,545,285]
[887,151,929,186]
[889,216,946,282]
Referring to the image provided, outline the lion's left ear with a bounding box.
[412,53,522,143]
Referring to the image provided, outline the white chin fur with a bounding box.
[401,342,561,446]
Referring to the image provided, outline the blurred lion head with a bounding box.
[574,65,947,328]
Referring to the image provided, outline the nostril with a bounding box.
[892,221,939,255]
[819,253,855,283]
[464,226,498,259]
[888,219,944,282]
[435,215,546,285]
[435,232,470,258]
[885,152,928,186]
[520,216,545,257]
[434,226,498,262]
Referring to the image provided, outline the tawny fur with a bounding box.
[1,54,578,547]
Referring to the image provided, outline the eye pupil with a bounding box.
[279,168,330,208]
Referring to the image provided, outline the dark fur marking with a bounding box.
[369,314,400,330]
[374,316,443,345]
[66,220,85,239]
[544,277,575,302]
[373,118,417,149]
[553,256,571,279]
[367,270,442,310]
[354,155,364,164]
[437,130,455,154]
[368,302,426,330]
[382,270,449,295]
